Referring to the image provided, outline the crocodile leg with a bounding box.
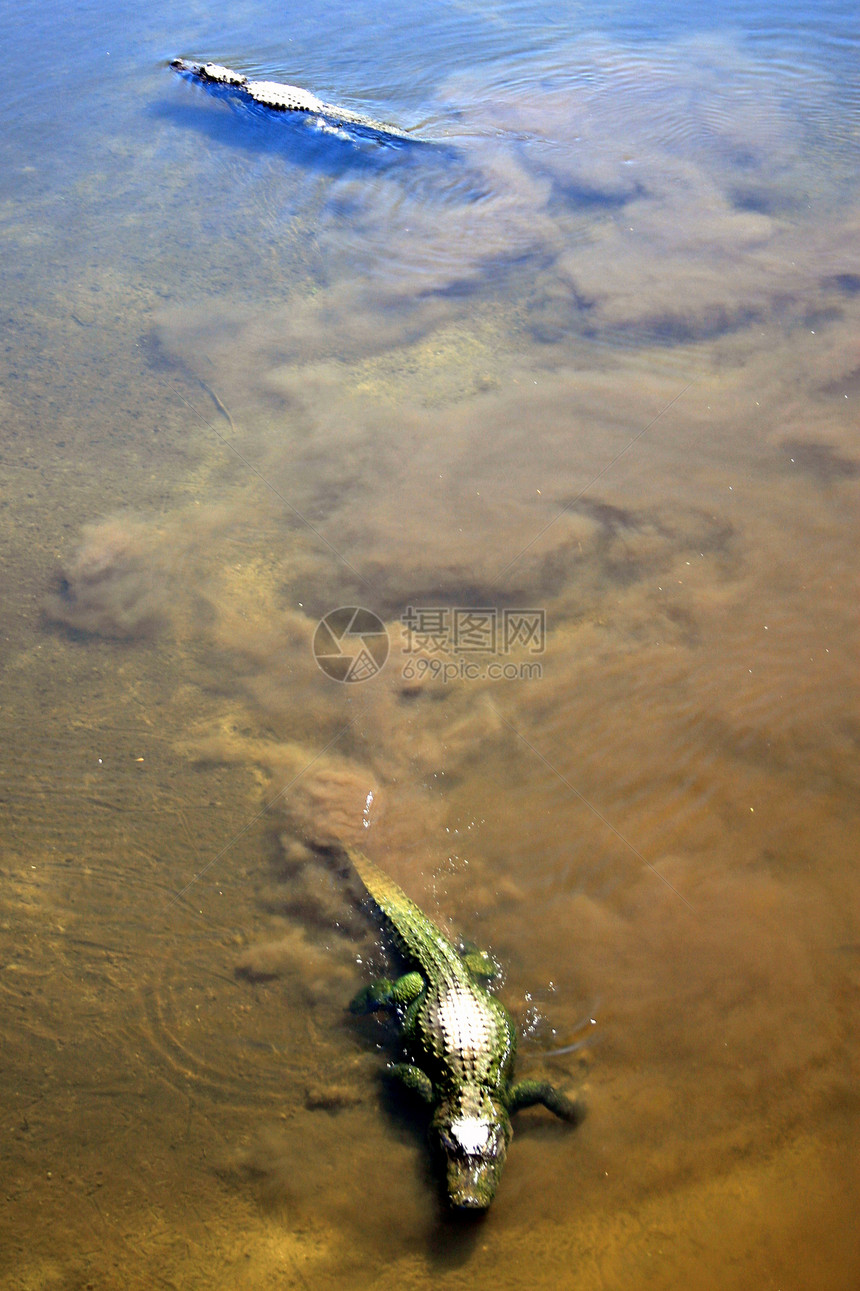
[507,1079,586,1124]
[349,970,425,1015]
[459,945,499,982]
[388,1062,435,1104]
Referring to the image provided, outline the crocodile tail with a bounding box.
[345,846,416,920]
[345,847,457,973]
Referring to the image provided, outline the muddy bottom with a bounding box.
[1,7,859,1290]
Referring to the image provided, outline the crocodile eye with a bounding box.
[439,1128,458,1153]
[481,1127,504,1159]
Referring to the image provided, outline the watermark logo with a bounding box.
[312,605,546,683]
[401,607,545,656]
[401,655,544,683]
[312,606,390,683]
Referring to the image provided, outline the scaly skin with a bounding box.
[347,848,584,1210]
[170,60,422,143]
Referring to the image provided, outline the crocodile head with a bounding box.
[432,1088,513,1210]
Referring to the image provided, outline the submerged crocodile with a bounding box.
[170,59,422,144]
[347,848,584,1210]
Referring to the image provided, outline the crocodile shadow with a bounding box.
[154,62,460,183]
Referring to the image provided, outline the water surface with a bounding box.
[1,1,858,1287]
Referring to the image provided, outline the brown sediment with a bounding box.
[1,27,859,1291]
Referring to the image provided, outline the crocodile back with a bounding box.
[348,848,516,1091]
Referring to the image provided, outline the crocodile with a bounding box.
[170,59,423,144]
[346,847,584,1210]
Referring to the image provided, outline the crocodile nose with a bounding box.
[453,1192,490,1211]
[446,1159,498,1210]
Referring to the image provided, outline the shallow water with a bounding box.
[1,0,858,1287]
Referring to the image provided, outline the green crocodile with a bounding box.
[347,848,584,1210]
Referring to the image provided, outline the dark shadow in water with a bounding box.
[423,247,554,301]
[346,1016,490,1249]
[151,81,460,182]
[425,1205,487,1267]
[548,174,645,213]
[823,272,860,296]
[730,185,799,216]
[353,1040,564,1263]
[153,97,417,174]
